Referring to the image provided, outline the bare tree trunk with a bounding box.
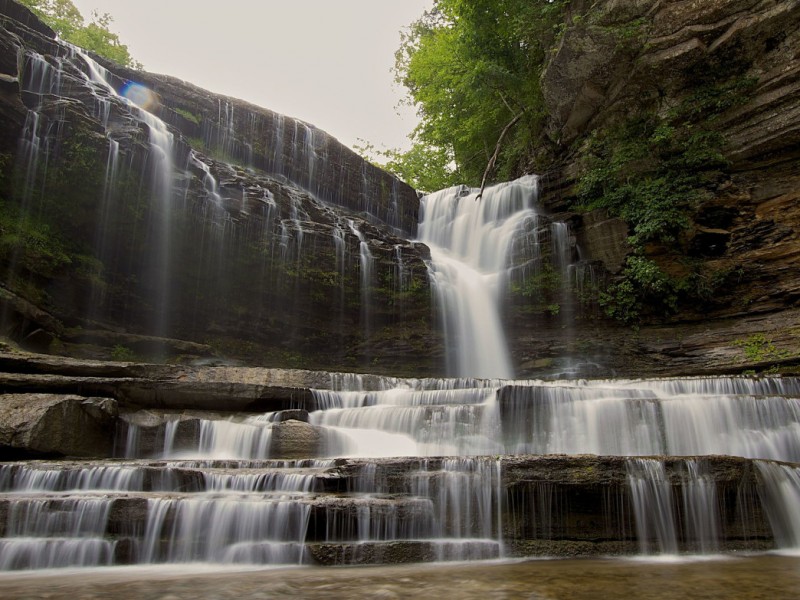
[476,112,523,201]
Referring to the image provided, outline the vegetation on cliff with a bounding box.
[17,0,139,67]
[387,0,792,329]
[387,0,568,192]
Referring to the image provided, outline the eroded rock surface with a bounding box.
[0,393,117,458]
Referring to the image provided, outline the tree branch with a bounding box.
[476,111,523,201]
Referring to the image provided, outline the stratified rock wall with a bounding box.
[510,0,800,377]
[0,1,437,375]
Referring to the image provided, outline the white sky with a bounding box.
[70,0,433,151]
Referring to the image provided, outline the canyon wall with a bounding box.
[509,0,800,376]
[0,0,438,376]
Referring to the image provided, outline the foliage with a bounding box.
[512,262,562,298]
[733,334,792,364]
[577,77,759,324]
[17,0,140,68]
[354,139,458,193]
[174,107,202,125]
[576,112,729,247]
[111,344,137,361]
[0,201,72,277]
[393,0,569,187]
[599,256,679,324]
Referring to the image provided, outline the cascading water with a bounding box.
[417,175,573,379]
[347,220,374,343]
[3,7,800,574]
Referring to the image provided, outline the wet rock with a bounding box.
[269,420,328,459]
[0,3,439,377]
[306,541,437,566]
[269,409,310,423]
[0,393,118,458]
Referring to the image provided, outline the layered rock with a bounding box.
[0,1,436,376]
[0,393,117,458]
[509,0,800,377]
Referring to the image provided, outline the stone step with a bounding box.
[305,539,503,565]
[0,454,790,562]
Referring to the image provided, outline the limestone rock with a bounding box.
[269,419,329,459]
[0,393,118,458]
[575,209,630,274]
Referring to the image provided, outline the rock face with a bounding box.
[507,0,800,377]
[269,419,333,459]
[0,393,117,458]
[0,1,437,376]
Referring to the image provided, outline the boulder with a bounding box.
[0,394,118,458]
[269,419,329,459]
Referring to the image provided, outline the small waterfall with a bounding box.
[494,378,800,460]
[418,175,568,379]
[0,464,144,492]
[190,151,223,205]
[756,461,800,549]
[0,498,114,570]
[16,52,66,205]
[348,220,374,344]
[120,417,274,460]
[73,47,180,340]
[681,460,720,553]
[627,459,679,555]
[412,458,504,560]
[142,495,311,565]
[627,458,726,555]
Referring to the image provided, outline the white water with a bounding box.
[756,461,800,548]
[417,175,573,379]
[113,376,800,463]
[417,178,536,378]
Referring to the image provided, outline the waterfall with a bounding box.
[756,461,800,549]
[348,220,374,343]
[3,2,800,569]
[418,175,572,379]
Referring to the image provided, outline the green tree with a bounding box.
[393,0,567,187]
[354,139,458,194]
[18,0,140,68]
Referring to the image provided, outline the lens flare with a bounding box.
[121,81,159,110]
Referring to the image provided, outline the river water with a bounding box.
[0,554,798,599]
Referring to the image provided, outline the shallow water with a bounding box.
[0,554,798,599]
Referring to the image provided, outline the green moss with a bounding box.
[111,344,137,361]
[173,107,201,125]
[185,136,206,150]
[0,203,72,276]
[733,334,792,363]
[512,263,562,298]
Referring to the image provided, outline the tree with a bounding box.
[18,0,141,68]
[393,0,567,187]
[354,138,458,194]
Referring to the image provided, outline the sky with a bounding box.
[70,0,434,151]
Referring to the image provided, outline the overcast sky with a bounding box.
[70,0,433,151]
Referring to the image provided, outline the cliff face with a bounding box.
[2,0,799,378]
[0,1,439,375]
[510,0,800,376]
